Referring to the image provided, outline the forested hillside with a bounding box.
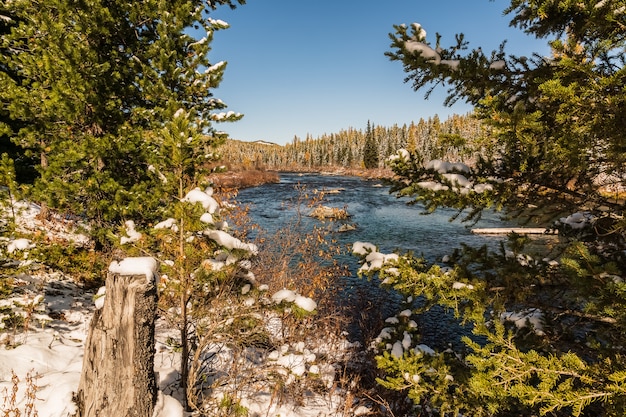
[217,113,487,170]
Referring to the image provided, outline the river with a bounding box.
[237,172,507,259]
[236,172,510,345]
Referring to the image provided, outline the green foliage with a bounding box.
[0,152,22,229]
[356,236,626,416]
[0,0,244,241]
[117,104,255,412]
[30,243,105,287]
[217,113,485,170]
[375,349,473,416]
[1,0,254,410]
[0,277,13,299]
[272,300,317,321]
[386,0,626,212]
[359,7,626,401]
[1,309,25,331]
[218,394,248,416]
[362,120,379,169]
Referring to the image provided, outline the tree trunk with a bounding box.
[37,148,49,220]
[76,272,158,417]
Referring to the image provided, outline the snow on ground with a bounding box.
[0,203,361,417]
[0,282,359,417]
[0,278,88,416]
[8,201,91,245]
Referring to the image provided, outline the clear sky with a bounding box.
[209,0,549,145]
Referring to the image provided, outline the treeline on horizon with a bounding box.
[217,113,487,171]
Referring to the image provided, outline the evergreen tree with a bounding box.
[0,152,22,229]
[356,1,626,416]
[363,120,379,169]
[118,107,258,411]
[0,0,244,241]
[1,0,250,408]
[0,6,36,183]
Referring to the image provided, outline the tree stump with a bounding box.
[76,271,158,417]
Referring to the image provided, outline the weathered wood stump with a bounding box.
[76,270,158,417]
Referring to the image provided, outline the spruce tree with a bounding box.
[354,1,626,416]
[0,6,36,183]
[363,120,379,169]
[118,106,258,411]
[2,0,250,409]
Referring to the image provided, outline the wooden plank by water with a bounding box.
[471,228,556,235]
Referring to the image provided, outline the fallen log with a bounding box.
[471,228,557,235]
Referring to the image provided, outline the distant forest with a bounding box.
[217,113,489,171]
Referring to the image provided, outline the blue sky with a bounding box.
[209,0,549,145]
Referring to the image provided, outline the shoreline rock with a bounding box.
[309,205,350,220]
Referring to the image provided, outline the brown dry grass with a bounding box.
[172,186,393,415]
[1,370,40,417]
[210,169,279,191]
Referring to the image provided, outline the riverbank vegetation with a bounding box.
[355,2,626,416]
[217,112,485,173]
[1,0,624,416]
[210,112,485,189]
[0,0,396,414]
[210,168,280,191]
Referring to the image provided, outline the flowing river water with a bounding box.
[236,172,511,345]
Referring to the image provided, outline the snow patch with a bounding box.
[271,289,317,312]
[501,309,545,336]
[452,281,474,290]
[94,286,106,309]
[108,257,158,282]
[442,173,472,188]
[153,391,184,417]
[441,59,460,70]
[352,241,377,255]
[182,187,219,214]
[425,159,470,174]
[404,41,441,64]
[7,238,35,253]
[489,60,506,70]
[121,220,142,245]
[559,212,594,230]
[154,218,178,231]
[204,229,258,255]
[387,148,410,162]
[294,294,317,312]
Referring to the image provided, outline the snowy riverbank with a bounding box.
[0,202,374,417]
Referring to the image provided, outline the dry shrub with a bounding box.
[211,188,360,402]
[211,170,279,191]
[222,184,352,341]
[244,187,409,417]
[184,286,271,413]
[246,185,350,326]
[1,370,40,417]
[176,186,388,415]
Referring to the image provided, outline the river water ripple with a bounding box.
[236,173,510,345]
